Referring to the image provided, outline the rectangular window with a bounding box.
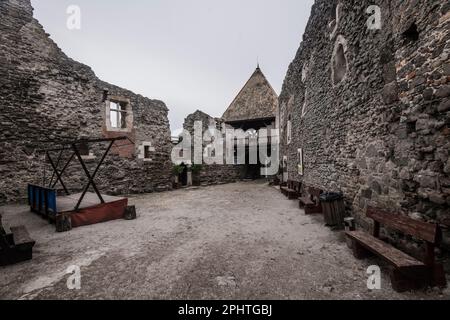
[78,142,90,156]
[282,155,288,182]
[298,148,304,176]
[144,146,151,159]
[109,101,128,129]
[287,116,292,144]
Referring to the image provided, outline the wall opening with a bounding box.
[287,115,292,145]
[110,101,128,129]
[102,89,109,102]
[144,146,151,159]
[282,156,288,182]
[331,4,337,20]
[78,141,96,159]
[138,142,155,161]
[297,148,304,176]
[407,121,417,134]
[402,22,419,44]
[333,44,347,84]
[279,102,286,136]
[78,142,90,156]
[332,36,348,86]
[106,97,133,132]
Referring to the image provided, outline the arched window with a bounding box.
[332,35,348,85]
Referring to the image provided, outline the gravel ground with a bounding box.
[0,181,449,300]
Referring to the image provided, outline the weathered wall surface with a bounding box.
[279,0,449,257]
[0,0,172,203]
[197,164,243,185]
[183,110,218,137]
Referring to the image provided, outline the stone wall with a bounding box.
[279,0,449,258]
[198,164,243,185]
[183,110,219,136]
[0,0,172,204]
[181,111,243,185]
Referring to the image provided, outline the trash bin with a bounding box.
[320,192,345,227]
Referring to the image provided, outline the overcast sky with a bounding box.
[31,0,314,134]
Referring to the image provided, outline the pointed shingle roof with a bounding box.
[222,66,278,123]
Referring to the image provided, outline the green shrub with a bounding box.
[191,164,203,174]
[172,165,184,175]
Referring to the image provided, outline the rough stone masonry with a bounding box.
[0,0,173,204]
[181,110,243,185]
[179,66,279,185]
[279,0,450,266]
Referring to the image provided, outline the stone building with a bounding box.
[223,65,278,131]
[223,65,279,179]
[279,0,450,256]
[0,0,172,204]
[180,111,242,186]
[180,66,278,184]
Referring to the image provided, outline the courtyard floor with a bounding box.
[0,181,449,300]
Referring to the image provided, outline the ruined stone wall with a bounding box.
[279,0,449,255]
[197,164,243,185]
[0,0,172,203]
[182,111,243,185]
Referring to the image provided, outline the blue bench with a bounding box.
[28,185,57,218]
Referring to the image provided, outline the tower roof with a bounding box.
[222,66,278,123]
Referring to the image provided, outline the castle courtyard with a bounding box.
[0,181,448,300]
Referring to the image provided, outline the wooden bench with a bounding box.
[346,207,446,292]
[0,214,36,267]
[281,181,302,200]
[299,186,323,214]
[287,181,302,200]
[279,181,289,196]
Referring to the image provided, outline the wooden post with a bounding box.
[124,206,137,220]
[425,242,436,268]
[351,241,372,259]
[56,213,72,232]
[373,221,381,238]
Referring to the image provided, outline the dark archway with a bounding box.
[179,163,189,187]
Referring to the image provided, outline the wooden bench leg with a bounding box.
[56,213,72,233]
[390,265,447,292]
[124,206,137,220]
[351,240,372,259]
[305,204,323,215]
[431,263,447,288]
[389,267,430,293]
